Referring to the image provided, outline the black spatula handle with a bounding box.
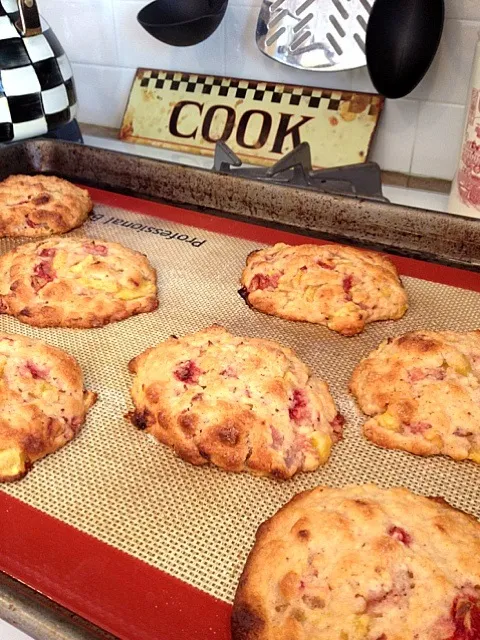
[366,0,445,99]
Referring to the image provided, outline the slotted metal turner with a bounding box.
[256,0,372,72]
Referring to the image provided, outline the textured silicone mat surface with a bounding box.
[2,204,480,604]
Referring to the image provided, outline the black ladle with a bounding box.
[366,0,445,99]
[137,0,228,47]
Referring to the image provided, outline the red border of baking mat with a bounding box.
[1,187,479,640]
[90,187,480,292]
[0,493,231,640]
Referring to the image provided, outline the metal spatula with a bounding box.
[256,0,372,72]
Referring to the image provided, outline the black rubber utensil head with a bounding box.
[137,0,228,47]
[366,0,445,99]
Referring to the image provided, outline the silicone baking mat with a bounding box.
[1,191,479,631]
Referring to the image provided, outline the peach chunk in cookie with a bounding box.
[232,485,480,640]
[127,325,344,479]
[0,332,96,481]
[239,243,408,336]
[0,237,158,328]
[350,330,480,464]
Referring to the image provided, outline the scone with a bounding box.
[350,330,480,464]
[127,325,344,479]
[232,484,480,640]
[0,332,96,481]
[0,174,92,237]
[0,237,158,328]
[239,243,408,336]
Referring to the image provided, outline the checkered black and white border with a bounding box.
[138,70,382,116]
[0,0,77,142]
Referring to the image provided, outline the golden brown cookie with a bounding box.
[127,325,344,479]
[350,330,480,464]
[232,484,480,640]
[239,243,408,336]
[0,237,158,328]
[0,174,92,237]
[0,332,96,481]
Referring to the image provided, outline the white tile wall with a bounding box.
[411,102,466,180]
[445,0,480,20]
[369,99,420,174]
[40,0,117,66]
[38,0,480,180]
[71,63,135,127]
[410,19,479,104]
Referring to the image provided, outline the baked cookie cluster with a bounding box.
[232,485,480,640]
[351,330,480,465]
[0,175,92,238]
[232,248,480,638]
[0,237,159,328]
[239,243,408,336]
[0,332,96,481]
[0,172,479,640]
[0,175,159,479]
[127,325,344,479]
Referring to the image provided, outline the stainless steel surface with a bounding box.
[0,140,479,270]
[0,573,117,640]
[256,0,371,71]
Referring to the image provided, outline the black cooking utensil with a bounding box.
[366,0,445,99]
[137,0,228,47]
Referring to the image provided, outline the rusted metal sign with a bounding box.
[120,69,384,169]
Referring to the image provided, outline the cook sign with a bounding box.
[120,69,383,170]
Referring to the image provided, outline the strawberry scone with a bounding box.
[0,332,96,481]
[0,174,92,237]
[239,243,408,336]
[232,484,480,640]
[0,237,158,328]
[350,330,480,464]
[127,325,344,479]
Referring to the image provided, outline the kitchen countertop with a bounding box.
[0,134,462,640]
[0,620,31,639]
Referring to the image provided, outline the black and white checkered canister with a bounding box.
[0,0,77,142]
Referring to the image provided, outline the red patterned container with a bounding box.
[448,34,480,217]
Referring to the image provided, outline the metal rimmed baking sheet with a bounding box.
[1,198,479,608]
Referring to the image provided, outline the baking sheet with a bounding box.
[1,202,479,605]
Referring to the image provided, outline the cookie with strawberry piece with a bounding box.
[239,243,408,336]
[232,484,480,640]
[0,332,96,481]
[0,175,92,237]
[350,330,480,464]
[0,237,158,328]
[127,325,344,479]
